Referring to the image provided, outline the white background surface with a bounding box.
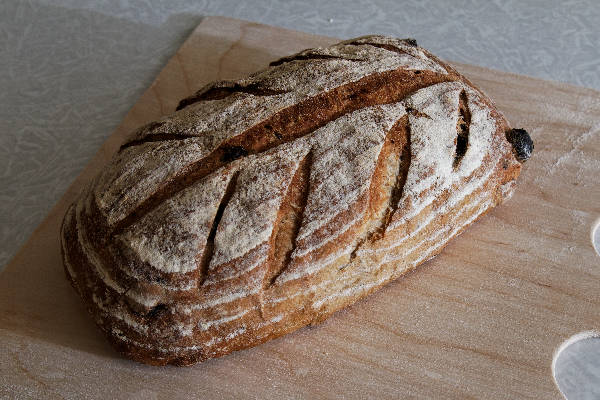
[1,1,599,398]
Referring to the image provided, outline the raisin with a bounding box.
[221,145,249,162]
[506,128,534,162]
[147,303,167,319]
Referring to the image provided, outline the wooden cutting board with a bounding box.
[1,16,599,399]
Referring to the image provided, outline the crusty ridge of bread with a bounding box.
[61,35,527,366]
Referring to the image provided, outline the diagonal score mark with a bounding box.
[197,171,239,287]
[176,82,290,111]
[264,150,313,288]
[111,67,456,236]
[120,133,201,151]
[453,89,471,169]
[346,40,413,56]
[269,52,365,67]
[343,114,412,267]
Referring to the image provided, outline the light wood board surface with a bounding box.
[1,16,599,399]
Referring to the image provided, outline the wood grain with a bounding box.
[1,16,599,399]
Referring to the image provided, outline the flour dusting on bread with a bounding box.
[60,35,530,366]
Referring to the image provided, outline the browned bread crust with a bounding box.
[61,36,530,366]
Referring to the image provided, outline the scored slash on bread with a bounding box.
[60,35,533,366]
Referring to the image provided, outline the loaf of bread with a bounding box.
[61,35,533,366]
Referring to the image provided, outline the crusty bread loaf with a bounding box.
[60,35,533,366]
